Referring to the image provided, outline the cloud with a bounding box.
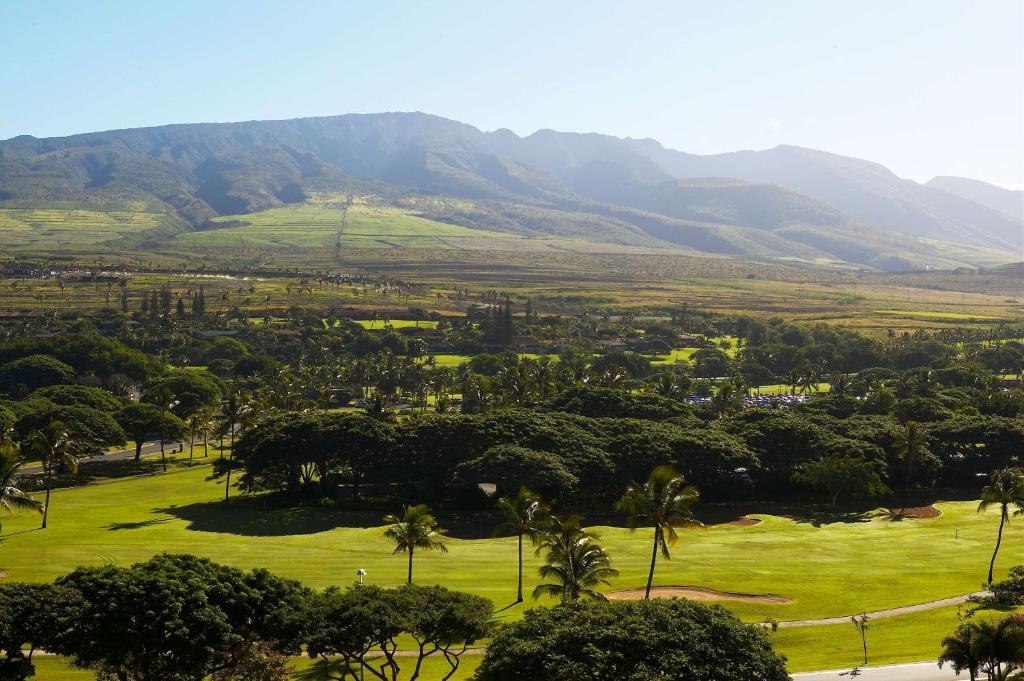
[765,116,783,131]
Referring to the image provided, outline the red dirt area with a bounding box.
[887,505,942,519]
[728,517,762,526]
[607,586,791,604]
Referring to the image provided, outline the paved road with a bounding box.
[793,662,971,680]
[21,440,187,475]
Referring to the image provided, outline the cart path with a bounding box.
[774,591,987,628]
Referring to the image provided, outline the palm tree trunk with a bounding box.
[517,532,524,603]
[408,547,414,585]
[134,440,143,462]
[188,430,195,468]
[988,509,1007,584]
[645,527,660,600]
[41,465,52,529]
[224,424,234,502]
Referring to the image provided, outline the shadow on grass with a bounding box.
[293,659,357,680]
[24,457,205,490]
[789,510,876,527]
[106,516,176,531]
[154,497,384,536]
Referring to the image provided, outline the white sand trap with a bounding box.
[607,586,791,604]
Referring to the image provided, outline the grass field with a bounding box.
[165,200,668,258]
[2,456,1020,677]
[0,206,172,251]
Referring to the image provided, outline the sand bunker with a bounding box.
[728,517,762,526]
[607,586,791,604]
[887,505,941,519]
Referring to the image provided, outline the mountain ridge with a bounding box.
[0,111,1019,270]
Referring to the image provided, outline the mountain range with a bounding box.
[0,111,1020,270]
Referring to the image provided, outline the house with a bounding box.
[513,335,544,353]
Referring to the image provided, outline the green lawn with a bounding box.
[3,461,1019,674]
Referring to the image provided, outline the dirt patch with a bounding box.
[607,586,791,604]
[0,571,7,580]
[887,505,941,519]
[728,517,762,526]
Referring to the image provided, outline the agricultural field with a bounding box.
[0,206,174,252]
[2,455,1019,677]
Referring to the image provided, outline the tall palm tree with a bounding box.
[0,443,42,533]
[383,504,448,584]
[617,466,701,600]
[978,469,1024,584]
[533,515,619,602]
[26,422,76,529]
[894,420,926,515]
[220,388,244,501]
[494,487,550,603]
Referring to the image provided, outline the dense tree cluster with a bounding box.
[476,599,789,680]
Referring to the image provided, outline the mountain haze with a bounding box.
[0,112,1019,269]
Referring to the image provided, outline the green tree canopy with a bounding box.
[475,599,789,681]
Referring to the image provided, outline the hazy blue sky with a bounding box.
[2,0,1022,188]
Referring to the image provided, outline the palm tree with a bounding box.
[383,504,448,584]
[26,422,76,529]
[220,388,244,501]
[894,420,926,516]
[617,465,701,600]
[494,487,550,603]
[0,443,42,533]
[533,515,619,602]
[978,469,1024,584]
[939,622,982,681]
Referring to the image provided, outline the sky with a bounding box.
[1,0,1022,189]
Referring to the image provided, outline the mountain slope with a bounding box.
[926,176,1023,221]
[0,112,1018,269]
[626,141,1022,252]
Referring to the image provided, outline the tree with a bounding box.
[939,621,982,681]
[895,420,926,507]
[116,402,185,462]
[616,465,700,600]
[0,443,42,533]
[475,599,790,681]
[453,445,578,500]
[851,613,870,667]
[395,584,492,681]
[0,582,68,680]
[15,404,125,457]
[304,585,406,681]
[383,504,448,584]
[494,487,550,603]
[978,469,1024,584]
[939,617,1024,681]
[52,554,308,681]
[25,422,76,529]
[533,515,618,602]
[792,455,890,509]
[0,354,75,396]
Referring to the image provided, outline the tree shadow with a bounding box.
[788,510,877,527]
[292,659,356,680]
[106,516,175,531]
[155,498,384,537]
[24,457,197,490]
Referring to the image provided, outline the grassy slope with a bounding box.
[165,200,675,257]
[3,458,1021,677]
